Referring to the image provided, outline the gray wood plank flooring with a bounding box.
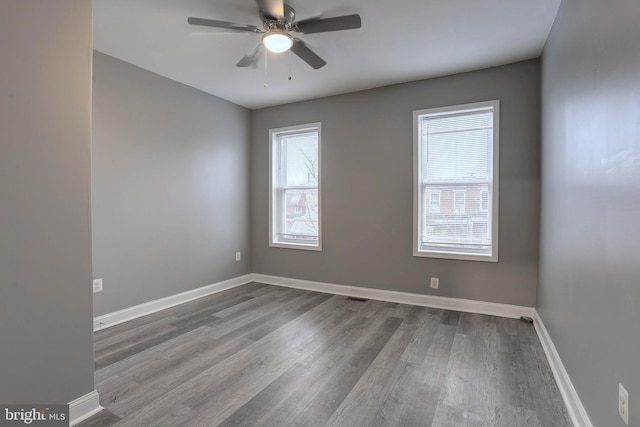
[78,283,571,427]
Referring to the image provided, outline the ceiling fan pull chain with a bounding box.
[264,48,268,88]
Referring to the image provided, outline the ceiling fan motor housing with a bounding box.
[260,4,295,29]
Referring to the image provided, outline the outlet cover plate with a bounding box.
[619,383,629,426]
[93,279,103,293]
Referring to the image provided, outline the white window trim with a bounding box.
[269,122,322,251]
[412,100,499,262]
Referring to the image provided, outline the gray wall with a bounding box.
[92,52,251,316]
[538,0,640,425]
[0,1,95,403]
[251,60,540,307]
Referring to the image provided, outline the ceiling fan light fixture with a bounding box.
[262,30,293,53]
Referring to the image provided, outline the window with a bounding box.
[429,192,441,213]
[454,191,466,214]
[413,101,499,261]
[480,190,489,212]
[269,123,321,250]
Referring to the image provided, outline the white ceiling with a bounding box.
[93,0,561,110]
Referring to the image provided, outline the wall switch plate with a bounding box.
[93,278,103,293]
[619,383,629,425]
[430,277,439,289]
[235,252,241,261]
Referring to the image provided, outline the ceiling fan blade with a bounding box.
[236,44,265,67]
[187,17,258,33]
[290,40,326,69]
[296,14,362,34]
[256,0,285,20]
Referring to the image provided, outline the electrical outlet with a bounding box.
[619,383,629,425]
[93,278,103,293]
[235,252,241,261]
[430,277,439,289]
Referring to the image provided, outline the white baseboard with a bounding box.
[94,271,533,328]
[252,274,534,319]
[533,311,593,427]
[69,390,102,426]
[94,274,253,331]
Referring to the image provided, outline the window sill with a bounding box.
[413,249,498,262]
[270,241,322,251]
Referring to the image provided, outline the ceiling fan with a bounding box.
[187,0,362,70]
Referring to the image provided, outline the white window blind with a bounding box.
[269,123,321,250]
[413,101,499,261]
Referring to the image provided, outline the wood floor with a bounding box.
[78,283,571,427]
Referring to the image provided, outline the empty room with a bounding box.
[1,0,639,426]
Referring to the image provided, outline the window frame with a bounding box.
[412,100,499,262]
[269,122,322,251]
